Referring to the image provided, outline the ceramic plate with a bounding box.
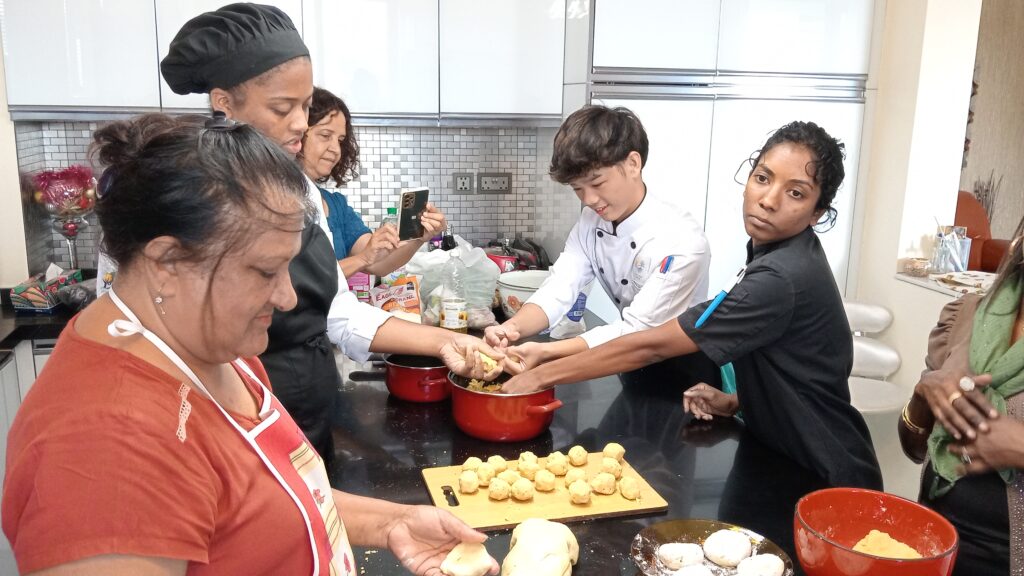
[630,518,794,576]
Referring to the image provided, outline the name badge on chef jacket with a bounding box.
[631,255,651,288]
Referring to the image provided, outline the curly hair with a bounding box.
[303,87,360,186]
[549,105,648,184]
[747,121,846,229]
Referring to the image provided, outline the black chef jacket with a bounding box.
[678,227,883,489]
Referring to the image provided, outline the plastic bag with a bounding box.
[407,235,499,329]
[370,274,423,323]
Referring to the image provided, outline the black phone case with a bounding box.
[397,188,429,241]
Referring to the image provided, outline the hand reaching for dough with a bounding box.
[386,506,499,576]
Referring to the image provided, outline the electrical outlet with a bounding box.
[478,172,511,193]
[452,172,474,194]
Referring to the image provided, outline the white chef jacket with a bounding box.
[527,193,710,349]
[305,176,391,362]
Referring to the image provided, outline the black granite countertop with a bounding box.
[328,358,828,575]
[0,305,75,350]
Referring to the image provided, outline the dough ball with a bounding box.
[440,541,495,576]
[568,479,592,504]
[568,445,588,466]
[462,456,483,472]
[545,453,569,476]
[601,457,623,479]
[736,554,785,576]
[590,471,616,495]
[618,476,640,501]
[498,470,522,486]
[518,460,541,481]
[476,463,496,486]
[673,566,713,576]
[518,451,538,465]
[503,519,579,575]
[458,470,480,494]
[511,478,534,501]
[703,529,752,567]
[487,455,508,472]
[657,542,704,570]
[488,478,511,501]
[564,467,587,488]
[534,469,556,492]
[603,442,625,462]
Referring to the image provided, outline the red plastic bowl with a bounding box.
[794,488,958,576]
[449,372,562,441]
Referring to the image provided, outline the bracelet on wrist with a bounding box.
[901,403,929,435]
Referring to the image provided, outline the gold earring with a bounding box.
[154,291,166,316]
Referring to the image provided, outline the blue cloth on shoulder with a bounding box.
[318,187,371,259]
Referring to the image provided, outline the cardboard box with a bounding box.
[10,268,83,312]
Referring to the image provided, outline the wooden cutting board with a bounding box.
[422,452,668,531]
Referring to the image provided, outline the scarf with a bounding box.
[928,279,1024,498]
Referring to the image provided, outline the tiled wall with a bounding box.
[13,121,578,273]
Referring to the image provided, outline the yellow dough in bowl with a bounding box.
[853,530,922,559]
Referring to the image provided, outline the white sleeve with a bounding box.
[325,268,392,363]
[579,240,710,349]
[525,221,595,329]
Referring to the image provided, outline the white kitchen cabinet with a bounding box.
[439,0,565,115]
[592,0,721,71]
[717,0,873,76]
[1,0,160,108]
[303,0,437,116]
[704,99,864,296]
[156,0,304,111]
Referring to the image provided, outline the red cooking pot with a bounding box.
[449,372,563,441]
[383,354,451,403]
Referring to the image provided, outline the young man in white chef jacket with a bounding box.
[485,105,711,369]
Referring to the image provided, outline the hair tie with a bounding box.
[204,111,241,132]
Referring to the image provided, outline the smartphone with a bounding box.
[397,187,429,241]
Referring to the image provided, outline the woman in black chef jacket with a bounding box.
[501,121,883,490]
[157,3,501,461]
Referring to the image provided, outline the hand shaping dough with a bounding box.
[567,445,588,466]
[518,460,541,481]
[568,479,591,504]
[477,463,496,486]
[545,452,569,476]
[462,456,483,471]
[459,470,480,494]
[564,468,586,488]
[618,476,640,501]
[534,469,556,492]
[487,455,508,473]
[601,457,622,479]
[511,478,535,502]
[736,553,785,576]
[589,472,616,495]
[657,542,704,570]
[602,442,625,462]
[703,529,752,567]
[498,470,522,486]
[501,518,579,576]
[441,542,496,576]
[488,478,511,501]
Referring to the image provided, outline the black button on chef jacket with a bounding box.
[677,227,882,490]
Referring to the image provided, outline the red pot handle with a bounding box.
[419,375,449,389]
[525,399,563,415]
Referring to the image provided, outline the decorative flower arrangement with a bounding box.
[32,165,97,268]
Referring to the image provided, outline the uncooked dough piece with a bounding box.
[567,445,588,466]
[568,479,591,504]
[488,478,511,501]
[618,476,640,501]
[736,553,785,576]
[518,460,541,480]
[673,565,713,576]
[601,457,623,479]
[498,470,522,486]
[519,451,538,465]
[534,469,556,492]
[462,456,483,471]
[603,442,625,462]
[477,463,496,487]
[459,470,480,494]
[545,452,569,476]
[501,518,579,576]
[487,455,508,473]
[441,542,496,576]
[511,478,535,501]
[564,468,586,488]
[657,542,704,570]
[590,472,616,495]
[703,529,752,568]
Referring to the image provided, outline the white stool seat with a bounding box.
[848,376,907,414]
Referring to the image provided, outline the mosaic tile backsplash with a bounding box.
[15,121,579,274]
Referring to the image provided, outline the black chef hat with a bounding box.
[161,3,309,95]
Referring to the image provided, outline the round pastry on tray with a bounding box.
[630,518,794,576]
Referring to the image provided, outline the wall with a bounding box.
[0,28,28,286]
[958,0,1024,239]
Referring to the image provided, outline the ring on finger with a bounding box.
[959,376,976,392]
[960,447,972,464]
[948,391,964,405]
